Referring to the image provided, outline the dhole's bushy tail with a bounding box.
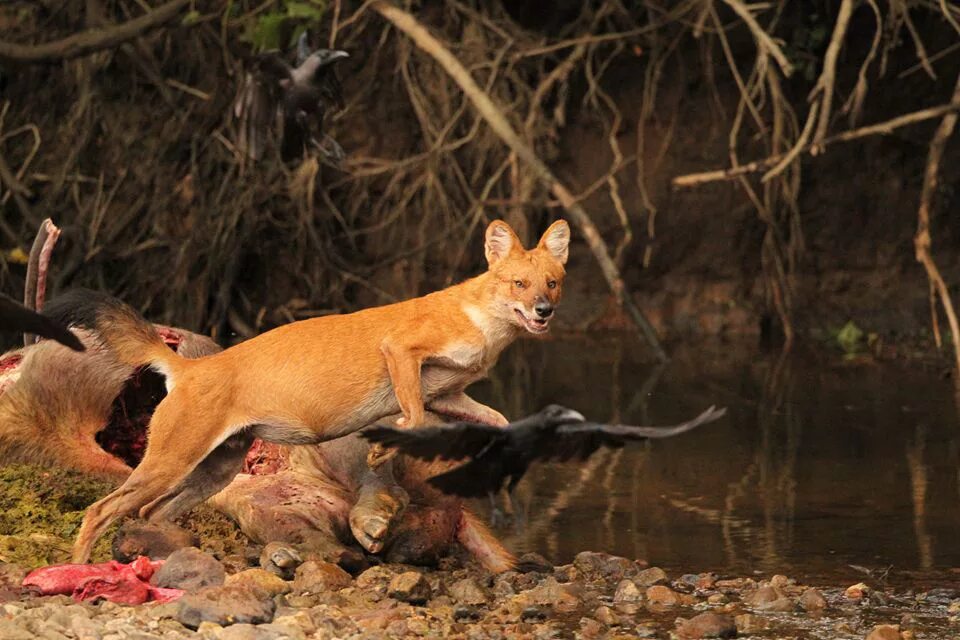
[93,297,187,382]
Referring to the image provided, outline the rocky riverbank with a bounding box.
[1,547,957,640]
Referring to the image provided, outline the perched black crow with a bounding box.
[362,405,726,498]
[234,33,349,165]
[0,293,84,351]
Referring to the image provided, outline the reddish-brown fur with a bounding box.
[72,220,570,563]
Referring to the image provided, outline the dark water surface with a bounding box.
[471,334,960,588]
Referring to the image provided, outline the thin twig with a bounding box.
[915,72,960,371]
[0,0,189,63]
[673,101,960,187]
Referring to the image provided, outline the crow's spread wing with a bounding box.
[360,421,507,461]
[0,294,84,351]
[234,53,291,161]
[427,456,513,497]
[550,405,727,461]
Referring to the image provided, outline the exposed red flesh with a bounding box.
[242,439,287,475]
[22,556,182,604]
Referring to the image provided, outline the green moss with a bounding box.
[0,464,251,567]
[0,464,116,566]
[178,504,250,559]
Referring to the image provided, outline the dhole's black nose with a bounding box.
[534,302,554,318]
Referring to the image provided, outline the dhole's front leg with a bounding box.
[428,392,508,426]
[368,339,426,467]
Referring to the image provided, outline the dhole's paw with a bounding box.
[349,485,410,553]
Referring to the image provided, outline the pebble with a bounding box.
[387,571,432,605]
[675,612,737,639]
[292,561,352,594]
[866,624,903,640]
[634,566,668,587]
[800,587,827,611]
[735,613,770,634]
[152,547,226,591]
[645,585,681,606]
[593,604,619,626]
[176,585,276,629]
[572,551,642,581]
[613,579,642,603]
[845,582,871,599]
[225,568,291,597]
[448,577,490,606]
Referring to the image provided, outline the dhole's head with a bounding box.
[483,219,570,335]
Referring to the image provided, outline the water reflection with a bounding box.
[470,335,960,584]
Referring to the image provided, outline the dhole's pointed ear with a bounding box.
[485,220,521,266]
[538,220,570,265]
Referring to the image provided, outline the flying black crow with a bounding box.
[361,404,726,498]
[0,293,84,351]
[234,33,349,165]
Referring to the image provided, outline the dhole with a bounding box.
[72,219,570,562]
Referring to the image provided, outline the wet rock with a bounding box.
[800,587,827,611]
[635,624,659,638]
[573,551,642,581]
[769,574,794,589]
[111,521,196,563]
[697,573,718,589]
[292,561,352,594]
[866,624,903,640]
[676,612,737,639]
[354,565,395,592]
[518,576,580,611]
[152,547,225,591]
[453,605,482,621]
[517,552,553,573]
[388,571,431,605]
[845,582,871,599]
[225,568,291,597]
[593,605,619,626]
[553,564,579,583]
[217,623,280,640]
[219,554,251,575]
[613,579,642,603]
[259,543,303,581]
[735,613,770,634]
[449,577,489,606]
[646,584,681,606]
[707,593,729,604]
[634,566,668,587]
[579,617,604,638]
[743,585,781,606]
[176,585,275,629]
[520,606,548,622]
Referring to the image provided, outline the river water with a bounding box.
[472,334,960,589]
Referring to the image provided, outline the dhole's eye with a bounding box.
[547,280,557,289]
[514,280,525,289]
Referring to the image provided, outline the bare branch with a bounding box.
[915,72,960,371]
[0,0,189,63]
[673,101,960,187]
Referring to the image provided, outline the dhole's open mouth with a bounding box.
[514,308,550,334]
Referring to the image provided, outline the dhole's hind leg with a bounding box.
[141,430,255,523]
[72,395,231,563]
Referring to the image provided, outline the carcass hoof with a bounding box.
[349,485,409,554]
